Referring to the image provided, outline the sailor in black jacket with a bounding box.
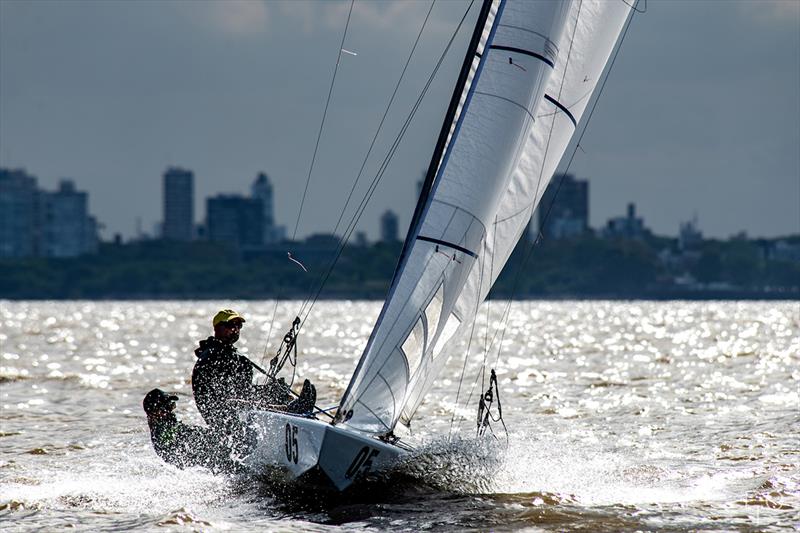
[191,309,316,434]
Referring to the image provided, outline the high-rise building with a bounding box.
[380,210,399,243]
[251,172,276,244]
[40,180,98,257]
[206,195,263,249]
[537,173,589,239]
[162,167,194,241]
[0,168,38,257]
[604,202,648,239]
[0,169,99,257]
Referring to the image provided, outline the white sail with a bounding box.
[337,0,573,435]
[245,0,635,493]
[400,0,635,426]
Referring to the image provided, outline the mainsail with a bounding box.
[336,0,634,436]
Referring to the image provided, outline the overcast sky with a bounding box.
[1,0,798,241]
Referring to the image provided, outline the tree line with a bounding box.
[1,235,797,299]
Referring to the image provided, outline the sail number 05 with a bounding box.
[284,423,299,464]
[345,446,380,479]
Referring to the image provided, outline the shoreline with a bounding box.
[2,291,797,301]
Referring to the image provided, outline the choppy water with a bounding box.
[1,300,798,531]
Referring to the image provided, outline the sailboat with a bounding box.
[243,0,636,492]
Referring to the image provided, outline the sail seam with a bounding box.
[489,45,554,68]
[379,372,398,425]
[427,200,489,235]
[497,23,558,51]
[355,398,393,432]
[416,236,478,258]
[473,91,535,122]
[494,203,533,225]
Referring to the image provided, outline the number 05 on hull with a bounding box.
[244,410,406,491]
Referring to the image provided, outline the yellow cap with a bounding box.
[212,309,246,327]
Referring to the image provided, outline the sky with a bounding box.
[1,0,798,241]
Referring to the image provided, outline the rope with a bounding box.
[262,1,355,368]
[622,0,647,14]
[476,369,508,443]
[448,240,486,437]
[295,0,438,321]
[291,0,355,241]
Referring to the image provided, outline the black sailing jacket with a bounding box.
[191,336,291,431]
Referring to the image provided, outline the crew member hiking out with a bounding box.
[142,388,239,473]
[191,309,317,434]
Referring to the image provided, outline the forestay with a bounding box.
[335,0,633,436]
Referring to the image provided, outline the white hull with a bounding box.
[243,410,406,491]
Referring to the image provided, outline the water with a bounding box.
[1,300,798,531]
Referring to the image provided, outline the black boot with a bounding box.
[287,379,316,415]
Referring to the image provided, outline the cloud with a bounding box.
[277,0,448,35]
[737,0,800,27]
[201,0,270,37]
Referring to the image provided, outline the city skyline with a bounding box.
[4,163,792,251]
[1,1,798,241]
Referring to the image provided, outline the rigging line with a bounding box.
[529,0,638,265]
[622,0,647,14]
[297,0,479,332]
[462,234,523,425]
[291,0,355,241]
[455,0,640,433]
[450,265,491,437]
[490,0,641,372]
[480,0,584,377]
[299,0,473,324]
[448,239,486,437]
[453,220,506,435]
[482,216,500,385]
[263,1,353,369]
[559,0,639,179]
[478,96,536,370]
[454,2,588,429]
[457,97,538,425]
[295,0,437,319]
[262,299,280,367]
[531,0,583,206]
